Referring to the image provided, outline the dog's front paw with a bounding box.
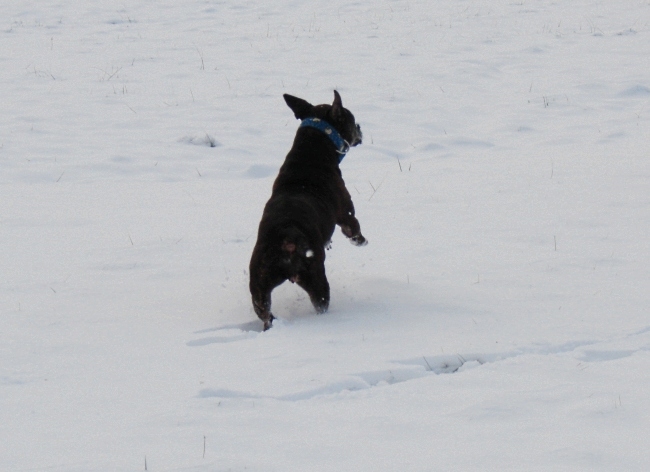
[350,234,367,246]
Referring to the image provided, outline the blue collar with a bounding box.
[299,118,349,163]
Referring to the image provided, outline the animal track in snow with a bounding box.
[578,350,638,362]
[195,329,650,401]
[179,134,220,147]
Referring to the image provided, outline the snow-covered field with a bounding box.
[2,1,649,470]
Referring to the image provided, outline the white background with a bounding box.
[1,1,649,470]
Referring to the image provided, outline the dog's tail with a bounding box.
[278,227,313,283]
[280,227,312,259]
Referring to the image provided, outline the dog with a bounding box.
[249,90,366,330]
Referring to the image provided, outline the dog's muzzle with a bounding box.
[351,124,363,146]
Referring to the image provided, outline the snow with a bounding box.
[1,1,649,470]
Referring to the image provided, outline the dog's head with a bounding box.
[283,91,363,148]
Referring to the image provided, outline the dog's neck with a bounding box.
[299,118,349,162]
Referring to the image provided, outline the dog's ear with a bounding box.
[331,90,343,118]
[284,94,314,120]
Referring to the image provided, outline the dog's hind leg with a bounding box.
[250,272,285,330]
[297,262,330,314]
[252,297,274,331]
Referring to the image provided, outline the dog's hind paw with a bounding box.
[261,314,275,331]
[312,298,329,314]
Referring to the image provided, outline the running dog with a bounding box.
[249,91,366,330]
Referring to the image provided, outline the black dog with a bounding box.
[249,91,366,330]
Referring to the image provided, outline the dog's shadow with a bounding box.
[187,321,263,346]
[193,320,263,335]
